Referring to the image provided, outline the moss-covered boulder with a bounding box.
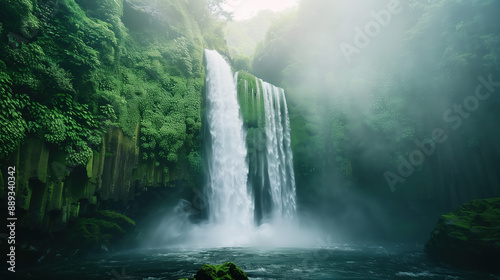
[179,262,248,280]
[66,210,135,250]
[425,198,500,272]
[96,210,136,231]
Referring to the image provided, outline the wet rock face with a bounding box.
[8,126,184,234]
[425,198,500,272]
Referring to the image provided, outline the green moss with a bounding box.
[193,262,248,280]
[66,211,136,249]
[425,198,500,272]
[441,214,471,229]
[236,71,265,128]
[72,219,100,246]
[96,210,136,228]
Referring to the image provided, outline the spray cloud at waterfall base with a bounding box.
[149,49,315,247]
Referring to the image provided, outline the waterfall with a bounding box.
[204,49,254,230]
[261,81,297,220]
[234,72,297,223]
[186,49,301,246]
[149,50,307,247]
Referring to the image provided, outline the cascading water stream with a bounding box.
[204,49,254,231]
[260,80,297,221]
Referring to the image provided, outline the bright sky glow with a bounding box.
[224,0,299,21]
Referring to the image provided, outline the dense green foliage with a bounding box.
[0,0,227,174]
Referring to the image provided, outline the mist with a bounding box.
[248,0,500,243]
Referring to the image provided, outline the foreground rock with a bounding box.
[425,198,500,272]
[179,262,249,280]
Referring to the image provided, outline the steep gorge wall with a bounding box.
[6,125,187,233]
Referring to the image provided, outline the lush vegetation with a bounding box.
[0,0,227,176]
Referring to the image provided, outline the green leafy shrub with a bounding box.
[0,63,28,158]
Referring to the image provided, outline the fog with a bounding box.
[249,0,500,243]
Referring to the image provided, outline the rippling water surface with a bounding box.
[13,244,500,280]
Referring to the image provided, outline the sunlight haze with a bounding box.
[224,0,299,20]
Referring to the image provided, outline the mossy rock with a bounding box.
[67,218,101,247]
[181,262,248,280]
[425,198,500,272]
[96,210,136,231]
[66,211,135,249]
